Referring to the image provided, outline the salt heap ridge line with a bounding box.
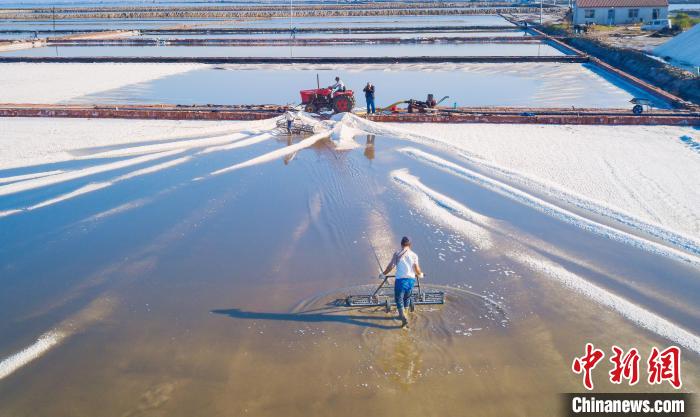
[389,168,700,354]
[318,113,700,264]
[400,147,700,267]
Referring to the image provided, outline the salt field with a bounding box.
[0,29,530,40]
[0,114,698,416]
[0,14,516,32]
[0,62,664,108]
[0,5,698,417]
[133,30,532,39]
[0,18,235,31]
[231,14,516,28]
[1,42,567,57]
[69,63,667,108]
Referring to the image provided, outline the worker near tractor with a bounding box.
[363,82,376,114]
[380,236,424,328]
[329,76,345,95]
[284,111,297,134]
[299,76,355,113]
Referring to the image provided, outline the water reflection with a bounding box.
[364,134,375,161]
[284,136,298,165]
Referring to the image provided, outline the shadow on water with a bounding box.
[211,307,402,330]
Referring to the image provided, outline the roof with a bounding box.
[576,0,668,7]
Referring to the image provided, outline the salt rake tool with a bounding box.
[347,242,445,311]
[274,118,317,135]
[345,275,446,312]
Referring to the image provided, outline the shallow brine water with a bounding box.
[0,14,516,32]
[231,14,516,28]
[134,30,531,39]
[0,118,697,416]
[0,42,566,57]
[74,62,669,109]
[0,18,235,31]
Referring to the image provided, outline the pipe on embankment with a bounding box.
[0,56,589,64]
[0,104,286,121]
[366,110,700,126]
[140,25,521,34]
[45,36,548,46]
[0,26,524,36]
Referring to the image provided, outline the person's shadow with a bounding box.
[211,305,401,330]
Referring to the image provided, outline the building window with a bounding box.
[585,9,595,18]
[628,8,639,18]
[652,8,660,19]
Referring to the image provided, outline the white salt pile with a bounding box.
[654,23,700,67]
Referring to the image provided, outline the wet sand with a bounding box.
[0,130,698,416]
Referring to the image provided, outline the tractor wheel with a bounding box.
[632,104,643,115]
[304,103,317,113]
[332,95,354,113]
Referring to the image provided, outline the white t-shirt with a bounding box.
[392,248,419,279]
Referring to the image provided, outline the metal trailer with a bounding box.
[630,98,653,115]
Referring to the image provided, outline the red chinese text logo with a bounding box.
[572,344,682,390]
[572,343,605,390]
[609,345,640,385]
[648,346,682,389]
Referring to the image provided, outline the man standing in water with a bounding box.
[380,236,424,328]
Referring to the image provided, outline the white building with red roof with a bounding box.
[573,0,668,25]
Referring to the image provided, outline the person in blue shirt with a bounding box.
[363,82,376,114]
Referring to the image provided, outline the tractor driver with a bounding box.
[329,76,346,95]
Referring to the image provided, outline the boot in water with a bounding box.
[398,307,409,328]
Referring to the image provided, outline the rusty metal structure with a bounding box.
[45,36,550,46]
[0,104,287,121]
[367,107,700,125]
[0,55,589,64]
[0,26,522,37]
[0,104,697,126]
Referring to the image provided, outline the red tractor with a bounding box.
[300,87,355,114]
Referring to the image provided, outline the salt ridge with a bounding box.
[391,168,494,250]
[400,147,700,266]
[389,167,700,353]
